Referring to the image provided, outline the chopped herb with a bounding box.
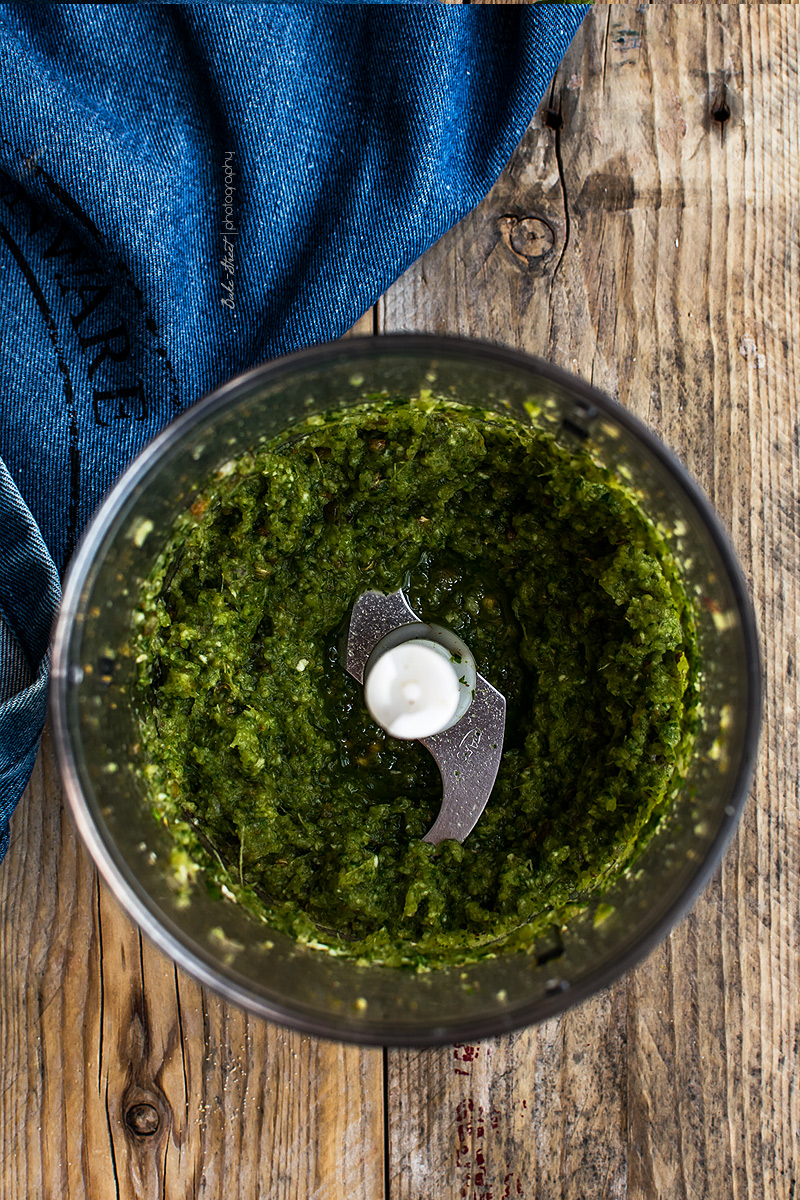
[132,397,699,970]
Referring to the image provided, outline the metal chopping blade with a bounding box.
[345,589,506,845]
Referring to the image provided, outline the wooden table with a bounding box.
[2,7,797,1197]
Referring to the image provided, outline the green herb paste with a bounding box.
[133,397,698,969]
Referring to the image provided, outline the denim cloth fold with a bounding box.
[0,459,61,859]
[0,2,586,857]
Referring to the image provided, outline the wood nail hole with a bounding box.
[125,1102,160,1138]
[711,75,732,128]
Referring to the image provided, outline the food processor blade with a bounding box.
[345,589,506,844]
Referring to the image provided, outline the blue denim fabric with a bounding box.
[0,460,61,859]
[0,3,586,857]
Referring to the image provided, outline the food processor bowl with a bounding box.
[51,336,761,1045]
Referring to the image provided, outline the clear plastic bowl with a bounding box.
[51,336,761,1045]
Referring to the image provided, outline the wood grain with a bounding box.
[0,729,385,1200]
[2,6,799,1200]
[383,6,799,1198]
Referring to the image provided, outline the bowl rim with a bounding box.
[50,333,763,1046]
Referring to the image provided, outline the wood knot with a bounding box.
[497,216,556,268]
[125,1102,161,1138]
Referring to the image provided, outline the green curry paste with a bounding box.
[133,396,699,969]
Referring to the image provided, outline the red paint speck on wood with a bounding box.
[455,1098,525,1200]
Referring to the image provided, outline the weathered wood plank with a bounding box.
[0,310,385,1198]
[346,309,376,339]
[2,7,798,1199]
[0,729,385,1199]
[383,7,799,1198]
